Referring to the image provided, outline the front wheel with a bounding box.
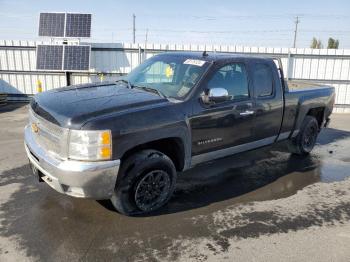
[111,150,177,216]
[288,115,319,155]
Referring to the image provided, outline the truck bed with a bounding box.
[279,81,335,138]
[287,80,325,90]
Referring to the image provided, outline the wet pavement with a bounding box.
[1,103,350,261]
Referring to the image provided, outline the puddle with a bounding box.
[169,146,350,213]
[319,159,350,182]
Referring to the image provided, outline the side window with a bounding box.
[208,63,249,100]
[253,63,273,97]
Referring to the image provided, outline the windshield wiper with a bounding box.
[116,80,166,98]
[133,85,166,98]
[115,79,132,89]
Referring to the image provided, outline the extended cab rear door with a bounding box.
[249,59,284,142]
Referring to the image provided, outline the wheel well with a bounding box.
[307,107,325,128]
[121,138,185,171]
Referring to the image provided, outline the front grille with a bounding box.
[29,109,68,158]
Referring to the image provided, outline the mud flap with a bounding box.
[324,118,331,128]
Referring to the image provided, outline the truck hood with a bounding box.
[31,82,168,128]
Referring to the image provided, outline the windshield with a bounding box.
[126,55,209,99]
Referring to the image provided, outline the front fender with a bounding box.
[114,119,192,170]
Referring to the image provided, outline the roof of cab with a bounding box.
[155,51,273,63]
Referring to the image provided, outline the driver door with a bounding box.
[190,62,256,163]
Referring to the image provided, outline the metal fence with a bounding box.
[1,40,350,112]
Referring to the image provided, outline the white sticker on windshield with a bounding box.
[184,59,206,67]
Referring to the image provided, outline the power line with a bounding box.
[137,13,350,20]
[136,28,294,34]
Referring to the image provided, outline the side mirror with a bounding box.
[202,88,231,104]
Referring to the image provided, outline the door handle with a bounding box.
[240,110,255,116]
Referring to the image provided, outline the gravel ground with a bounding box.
[0,103,350,261]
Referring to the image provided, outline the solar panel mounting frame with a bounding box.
[37,12,92,72]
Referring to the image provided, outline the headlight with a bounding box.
[68,130,112,161]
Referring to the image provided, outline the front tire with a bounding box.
[288,115,319,155]
[111,150,177,216]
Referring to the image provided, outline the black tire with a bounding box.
[110,149,177,216]
[288,115,319,155]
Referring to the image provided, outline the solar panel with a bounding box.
[39,13,65,37]
[36,45,63,70]
[65,14,92,38]
[63,45,90,71]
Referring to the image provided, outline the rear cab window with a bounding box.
[252,63,274,97]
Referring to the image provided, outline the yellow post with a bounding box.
[99,73,104,82]
[36,80,43,93]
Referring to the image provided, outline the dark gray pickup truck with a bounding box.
[24,52,335,215]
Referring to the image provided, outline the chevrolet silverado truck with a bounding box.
[24,52,335,215]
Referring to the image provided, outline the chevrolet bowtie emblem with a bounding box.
[31,123,39,133]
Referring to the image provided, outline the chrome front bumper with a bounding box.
[24,125,120,199]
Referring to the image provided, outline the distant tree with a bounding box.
[334,39,339,49]
[327,37,339,49]
[328,38,335,48]
[310,37,323,49]
[311,37,318,48]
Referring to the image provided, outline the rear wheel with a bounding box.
[288,115,319,155]
[111,149,177,216]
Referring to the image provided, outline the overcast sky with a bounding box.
[0,0,349,48]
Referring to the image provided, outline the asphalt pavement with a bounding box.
[1,103,350,261]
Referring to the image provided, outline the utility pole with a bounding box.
[293,16,300,48]
[144,29,149,62]
[145,28,148,46]
[132,14,136,44]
